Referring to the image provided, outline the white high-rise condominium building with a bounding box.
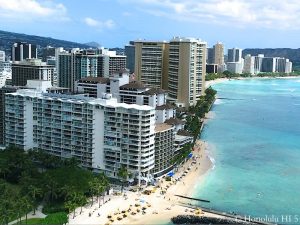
[243,54,255,74]
[285,60,292,73]
[227,48,243,62]
[227,48,243,74]
[168,37,206,107]
[5,87,155,179]
[254,54,264,74]
[252,54,292,74]
[276,57,292,73]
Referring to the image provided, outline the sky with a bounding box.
[0,0,299,49]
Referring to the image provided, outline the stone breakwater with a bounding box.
[171,215,257,224]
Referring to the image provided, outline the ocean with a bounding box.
[193,78,300,224]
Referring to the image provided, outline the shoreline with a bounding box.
[67,139,215,225]
[205,75,300,88]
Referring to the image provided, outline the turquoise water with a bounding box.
[194,78,300,223]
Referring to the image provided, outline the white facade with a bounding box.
[286,61,292,73]
[252,54,292,74]
[26,80,52,92]
[254,54,264,74]
[155,106,175,124]
[243,54,255,74]
[76,74,175,125]
[228,48,243,62]
[227,61,244,74]
[5,89,156,179]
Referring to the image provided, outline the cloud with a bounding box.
[0,0,69,21]
[84,17,115,30]
[127,0,300,29]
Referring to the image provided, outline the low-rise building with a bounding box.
[152,123,175,177]
[174,129,194,160]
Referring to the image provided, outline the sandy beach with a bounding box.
[205,78,229,88]
[67,139,216,225]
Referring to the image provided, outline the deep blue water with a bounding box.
[193,78,300,224]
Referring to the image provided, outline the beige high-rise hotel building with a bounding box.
[213,42,224,66]
[134,37,206,107]
[134,40,169,89]
[167,37,206,107]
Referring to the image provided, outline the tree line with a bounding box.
[173,87,217,165]
[0,147,110,225]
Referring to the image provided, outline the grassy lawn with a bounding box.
[14,218,44,224]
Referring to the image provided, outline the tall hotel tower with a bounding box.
[168,37,206,107]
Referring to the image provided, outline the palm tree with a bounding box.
[64,200,77,219]
[0,164,10,180]
[98,173,109,205]
[27,184,42,215]
[22,196,33,224]
[43,175,59,202]
[76,193,87,214]
[0,200,12,225]
[117,166,129,193]
[60,185,76,200]
[96,184,104,208]
[88,179,98,206]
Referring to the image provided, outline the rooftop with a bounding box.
[134,40,168,44]
[155,123,173,132]
[78,76,110,84]
[8,90,155,111]
[47,87,69,91]
[12,59,53,67]
[143,88,167,96]
[165,118,184,125]
[120,81,146,90]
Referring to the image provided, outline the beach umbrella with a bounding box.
[167,171,174,177]
[117,216,123,220]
